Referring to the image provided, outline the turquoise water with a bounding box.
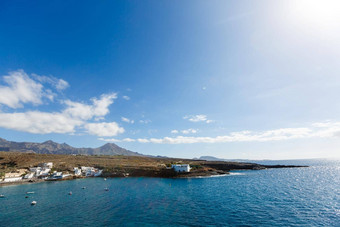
[0,159,339,226]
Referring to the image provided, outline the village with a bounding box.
[0,162,104,184]
[0,162,192,184]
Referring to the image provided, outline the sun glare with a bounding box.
[293,0,340,29]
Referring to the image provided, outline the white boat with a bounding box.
[104,178,107,181]
[26,192,35,194]
[82,187,86,189]
[69,191,72,195]
[0,194,5,198]
[104,187,109,191]
[31,201,37,205]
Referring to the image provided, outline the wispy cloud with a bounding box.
[121,117,134,124]
[122,95,130,100]
[0,70,45,108]
[183,114,213,123]
[32,73,69,91]
[139,119,151,124]
[100,122,340,144]
[181,128,198,134]
[171,128,198,134]
[0,70,71,109]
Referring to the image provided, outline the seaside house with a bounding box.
[29,163,52,177]
[3,169,26,182]
[74,167,82,176]
[24,172,35,179]
[81,166,103,177]
[39,162,53,169]
[171,164,191,173]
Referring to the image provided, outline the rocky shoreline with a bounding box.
[0,152,308,187]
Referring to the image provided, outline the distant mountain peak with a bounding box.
[43,140,56,144]
[0,137,144,156]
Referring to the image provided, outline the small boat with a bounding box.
[69,191,72,195]
[26,192,35,194]
[82,187,86,189]
[104,187,109,191]
[31,201,37,205]
[104,178,107,181]
[25,196,29,198]
[0,194,5,198]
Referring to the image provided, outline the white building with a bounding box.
[39,162,53,169]
[171,164,191,173]
[39,168,51,176]
[74,167,82,176]
[4,169,26,182]
[80,166,103,177]
[24,172,35,179]
[3,177,22,182]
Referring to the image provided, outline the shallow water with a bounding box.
[0,159,339,226]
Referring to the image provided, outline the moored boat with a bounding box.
[31,201,37,205]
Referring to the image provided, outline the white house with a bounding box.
[4,169,26,182]
[171,164,191,173]
[39,162,53,169]
[3,177,22,182]
[39,168,51,176]
[80,166,103,177]
[74,167,82,176]
[24,172,35,179]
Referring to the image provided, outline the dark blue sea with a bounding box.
[0,159,339,226]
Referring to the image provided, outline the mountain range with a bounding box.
[0,137,143,156]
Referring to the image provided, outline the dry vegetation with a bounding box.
[0,152,212,178]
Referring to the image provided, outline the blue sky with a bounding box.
[1,0,340,159]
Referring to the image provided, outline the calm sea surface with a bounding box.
[0,159,339,226]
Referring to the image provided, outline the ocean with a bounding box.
[0,159,339,226]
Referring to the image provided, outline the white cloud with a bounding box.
[0,111,83,134]
[112,122,340,144]
[63,93,117,120]
[184,114,213,123]
[0,92,123,136]
[139,119,151,124]
[0,70,44,108]
[98,137,120,142]
[171,130,179,134]
[99,137,136,143]
[123,138,135,142]
[84,122,124,137]
[0,70,71,109]
[121,117,134,124]
[32,74,69,91]
[0,70,124,136]
[137,138,149,143]
[122,96,130,100]
[181,128,198,134]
